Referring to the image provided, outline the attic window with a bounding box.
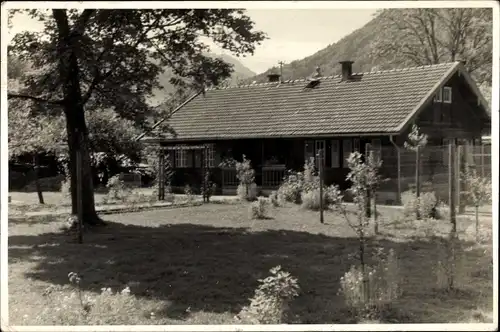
[433,88,442,102]
[443,86,452,103]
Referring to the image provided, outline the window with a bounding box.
[186,150,193,168]
[433,88,442,102]
[353,138,360,152]
[194,150,202,168]
[315,140,326,168]
[207,145,215,168]
[343,139,353,168]
[371,139,382,163]
[304,140,314,164]
[175,148,188,168]
[331,140,340,168]
[443,86,452,103]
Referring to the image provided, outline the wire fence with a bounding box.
[371,143,492,206]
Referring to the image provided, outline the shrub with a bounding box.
[269,190,285,207]
[419,192,438,219]
[401,190,439,219]
[34,272,165,325]
[277,177,302,204]
[236,265,300,324]
[300,188,327,211]
[238,183,258,201]
[23,175,66,192]
[249,197,269,219]
[106,175,132,202]
[339,248,400,319]
[184,185,195,203]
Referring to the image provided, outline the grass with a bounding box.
[8,201,493,325]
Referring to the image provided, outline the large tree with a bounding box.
[8,9,266,224]
[370,8,493,85]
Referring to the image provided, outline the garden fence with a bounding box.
[369,143,492,209]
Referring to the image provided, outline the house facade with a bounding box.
[139,61,490,202]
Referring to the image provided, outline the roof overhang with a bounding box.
[140,131,401,143]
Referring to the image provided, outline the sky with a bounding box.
[7,9,377,74]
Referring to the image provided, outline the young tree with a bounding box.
[404,124,428,219]
[329,152,383,303]
[462,167,492,241]
[8,9,266,225]
[371,8,493,84]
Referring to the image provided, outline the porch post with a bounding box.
[158,147,165,201]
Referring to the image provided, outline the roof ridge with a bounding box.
[205,62,458,91]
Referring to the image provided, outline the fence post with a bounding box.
[481,144,485,178]
[448,142,456,233]
[365,143,372,218]
[158,149,165,201]
[415,145,421,220]
[457,145,464,214]
[317,149,324,224]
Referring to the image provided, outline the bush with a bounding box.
[238,183,258,201]
[236,265,300,324]
[300,188,327,211]
[23,175,66,192]
[249,197,269,219]
[269,190,284,207]
[277,179,302,204]
[106,175,133,202]
[401,190,439,219]
[33,272,166,325]
[184,185,195,203]
[339,248,400,319]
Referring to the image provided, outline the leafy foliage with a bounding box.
[461,167,492,240]
[106,174,133,202]
[404,124,428,151]
[8,9,265,222]
[236,265,300,324]
[401,190,440,220]
[339,248,401,319]
[370,9,492,84]
[248,197,270,220]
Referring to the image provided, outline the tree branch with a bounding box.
[7,93,65,105]
[71,9,96,36]
[81,16,162,105]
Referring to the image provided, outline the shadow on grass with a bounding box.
[8,218,491,324]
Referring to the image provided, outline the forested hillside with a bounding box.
[247,9,492,106]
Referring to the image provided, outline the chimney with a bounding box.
[267,73,281,83]
[339,60,354,81]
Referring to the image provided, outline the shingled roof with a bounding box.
[142,61,489,142]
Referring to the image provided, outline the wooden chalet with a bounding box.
[139,60,491,202]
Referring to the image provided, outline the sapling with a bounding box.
[330,151,383,304]
[404,124,428,219]
[461,167,492,241]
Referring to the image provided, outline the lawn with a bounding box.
[8,201,493,325]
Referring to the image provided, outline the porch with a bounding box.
[165,137,376,195]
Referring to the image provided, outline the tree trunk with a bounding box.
[33,154,45,204]
[65,108,104,225]
[53,9,103,226]
[475,205,479,241]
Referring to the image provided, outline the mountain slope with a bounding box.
[248,9,492,93]
[247,13,389,83]
[149,53,255,106]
